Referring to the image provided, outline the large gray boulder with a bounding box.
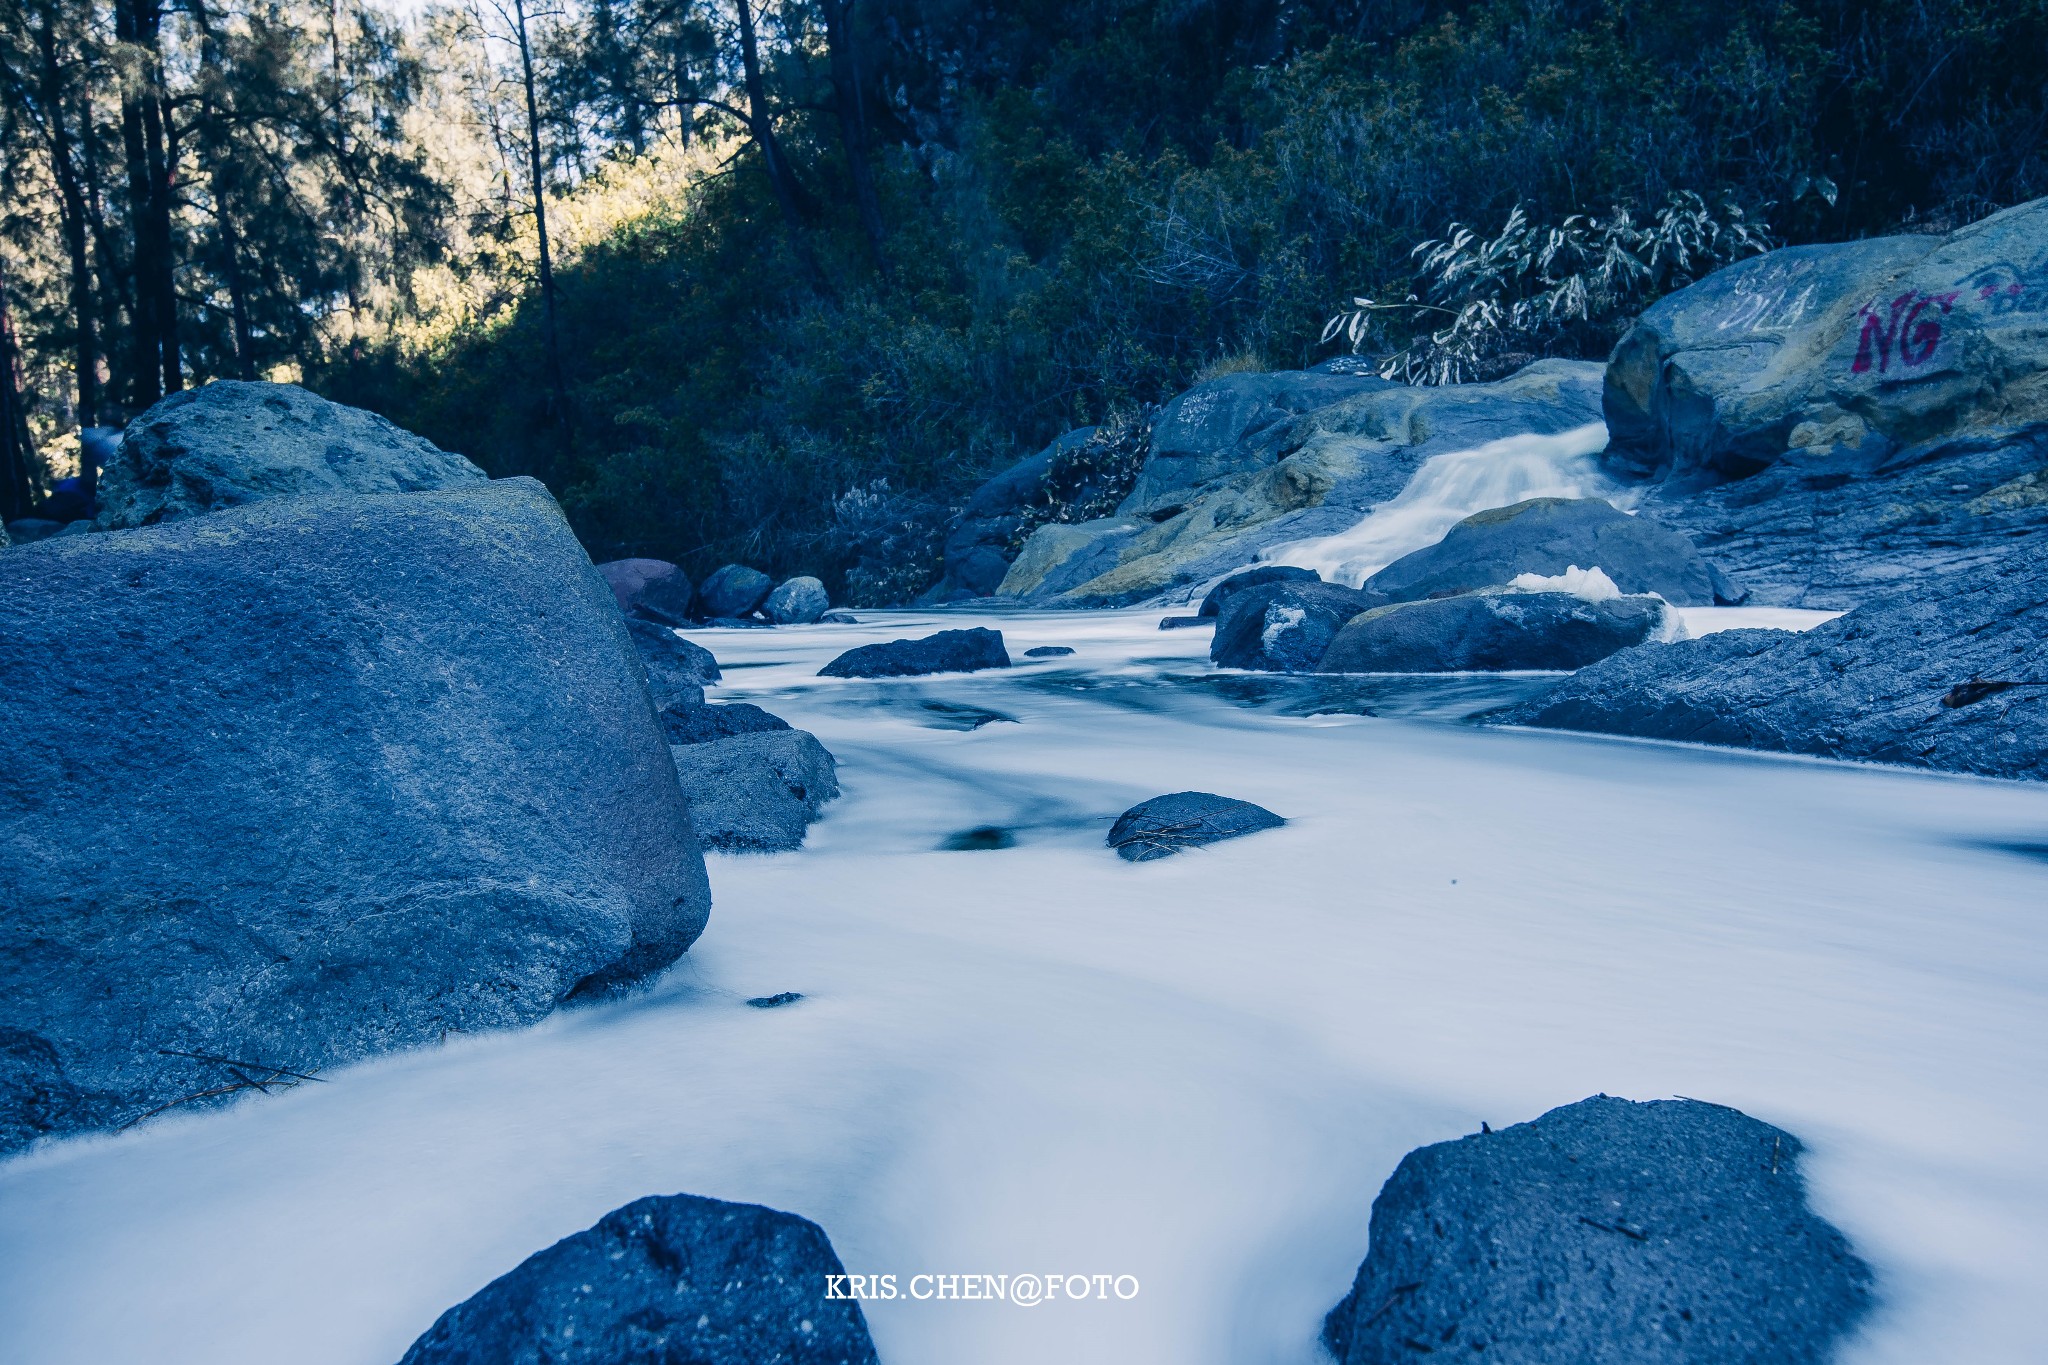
[1497,540,2048,780]
[1000,360,1606,606]
[1210,579,1373,672]
[670,731,840,852]
[398,1193,879,1365]
[1362,497,1742,606]
[1323,1096,1873,1365]
[1198,563,1321,616]
[0,481,711,1154]
[95,381,485,529]
[1603,196,2048,606]
[1319,592,1671,673]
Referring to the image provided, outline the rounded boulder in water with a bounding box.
[695,563,773,619]
[1322,1095,1874,1365]
[1319,591,1669,673]
[398,1193,879,1365]
[1107,791,1284,861]
[1210,580,1373,672]
[763,575,830,624]
[1198,563,1321,616]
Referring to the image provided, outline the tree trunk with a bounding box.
[32,1,100,426]
[734,0,821,284]
[0,255,40,522]
[823,0,886,272]
[114,0,176,406]
[512,0,569,426]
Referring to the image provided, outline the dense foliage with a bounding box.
[4,0,2045,596]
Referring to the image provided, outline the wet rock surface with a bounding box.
[1362,497,1737,606]
[1323,1095,1874,1365]
[1499,540,2048,779]
[1321,591,1671,673]
[398,1193,879,1365]
[820,627,1012,678]
[1106,791,1285,861]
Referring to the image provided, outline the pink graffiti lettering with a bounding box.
[1853,290,1958,373]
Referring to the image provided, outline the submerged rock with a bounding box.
[626,618,720,709]
[1158,615,1209,629]
[1211,580,1373,672]
[0,481,711,1154]
[1498,541,2048,780]
[696,563,774,619]
[764,575,830,624]
[1023,645,1075,657]
[1198,563,1320,616]
[1107,792,1285,861]
[660,701,793,745]
[1320,591,1671,673]
[1323,1095,1874,1365]
[819,627,1011,678]
[1362,497,1738,606]
[95,381,484,529]
[398,1193,879,1365]
[670,730,840,852]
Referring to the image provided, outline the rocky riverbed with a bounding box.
[3,608,2044,1365]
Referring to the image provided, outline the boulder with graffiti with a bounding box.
[1603,195,2048,607]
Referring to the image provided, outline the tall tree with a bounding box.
[821,0,885,271]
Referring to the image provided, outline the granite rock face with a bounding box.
[1106,792,1285,861]
[820,627,1012,678]
[625,619,720,710]
[1362,497,1741,606]
[1000,360,1605,606]
[670,730,840,852]
[934,427,1094,599]
[1603,196,2048,606]
[1321,591,1671,673]
[95,381,484,529]
[660,701,792,745]
[0,481,711,1153]
[398,1193,880,1365]
[1498,541,2048,779]
[1323,1095,1874,1365]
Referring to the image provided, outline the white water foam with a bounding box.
[1265,422,1617,587]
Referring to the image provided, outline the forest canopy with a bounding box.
[3,0,2045,598]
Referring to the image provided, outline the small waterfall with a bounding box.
[1265,422,1618,587]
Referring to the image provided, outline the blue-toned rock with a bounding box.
[1107,792,1284,861]
[1211,580,1372,672]
[0,481,710,1154]
[1498,540,2048,780]
[820,627,1011,678]
[398,1193,879,1365]
[1323,1095,1873,1365]
[1320,591,1669,673]
[696,563,774,619]
[1198,563,1321,616]
[1362,497,1739,606]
